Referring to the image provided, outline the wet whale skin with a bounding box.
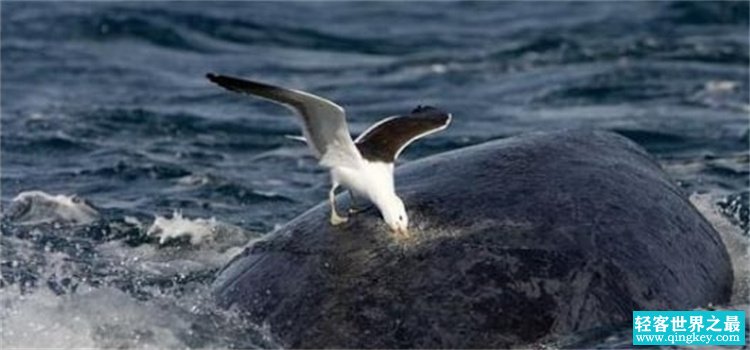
[213,130,733,348]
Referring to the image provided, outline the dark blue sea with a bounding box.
[1,1,748,348]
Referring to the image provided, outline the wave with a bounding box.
[0,189,271,347]
[146,210,249,249]
[4,191,100,226]
[3,4,411,55]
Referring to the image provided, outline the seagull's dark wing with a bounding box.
[355,106,452,163]
[206,73,361,167]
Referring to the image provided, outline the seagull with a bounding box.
[206,73,451,236]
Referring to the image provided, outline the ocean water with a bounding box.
[1,1,748,348]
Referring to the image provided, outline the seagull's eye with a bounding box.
[398,215,403,221]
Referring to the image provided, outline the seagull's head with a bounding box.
[381,195,408,236]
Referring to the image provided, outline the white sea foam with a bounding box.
[689,79,749,112]
[0,284,206,349]
[4,191,99,226]
[0,244,270,348]
[147,211,218,245]
[97,238,245,279]
[146,211,250,249]
[690,193,750,305]
[1,207,262,348]
[704,80,738,93]
[88,211,254,278]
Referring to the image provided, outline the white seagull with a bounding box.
[206,73,451,236]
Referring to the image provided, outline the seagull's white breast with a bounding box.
[331,160,394,202]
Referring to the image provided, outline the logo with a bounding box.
[633,311,745,346]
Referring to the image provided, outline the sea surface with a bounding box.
[1,1,748,348]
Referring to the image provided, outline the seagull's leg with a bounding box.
[329,183,348,226]
[348,191,364,214]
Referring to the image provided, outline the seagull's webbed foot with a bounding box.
[330,210,348,226]
[329,184,348,226]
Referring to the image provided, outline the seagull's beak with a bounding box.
[394,226,409,237]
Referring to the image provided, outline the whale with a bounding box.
[212,130,733,348]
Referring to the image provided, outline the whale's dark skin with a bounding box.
[213,130,733,348]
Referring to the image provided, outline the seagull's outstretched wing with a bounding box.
[206,73,361,167]
[355,106,451,163]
